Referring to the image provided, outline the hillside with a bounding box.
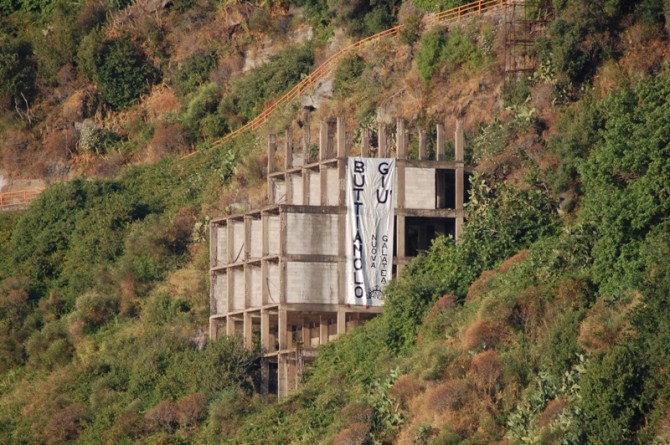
[2,0,670,444]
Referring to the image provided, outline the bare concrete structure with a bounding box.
[210,117,471,397]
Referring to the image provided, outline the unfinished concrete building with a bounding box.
[210,117,471,397]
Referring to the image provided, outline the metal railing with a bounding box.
[0,188,45,211]
[181,0,507,160]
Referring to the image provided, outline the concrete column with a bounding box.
[279,354,288,398]
[226,316,235,336]
[284,128,293,170]
[455,120,465,240]
[361,128,370,157]
[436,124,445,160]
[337,309,346,336]
[260,357,269,396]
[261,309,271,352]
[267,134,276,203]
[303,111,311,163]
[397,119,407,159]
[378,123,388,157]
[278,307,288,351]
[303,167,310,205]
[337,117,347,158]
[243,312,253,349]
[319,316,329,346]
[419,129,427,160]
[319,120,329,161]
[209,317,218,341]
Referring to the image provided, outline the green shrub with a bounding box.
[79,36,158,110]
[72,291,119,332]
[0,37,37,103]
[173,51,217,98]
[333,54,366,98]
[417,28,447,82]
[222,44,313,124]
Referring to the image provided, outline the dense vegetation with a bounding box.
[1,0,670,443]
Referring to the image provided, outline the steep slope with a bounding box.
[1,0,670,444]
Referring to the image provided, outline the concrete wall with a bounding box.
[286,213,339,256]
[231,221,245,263]
[267,216,280,256]
[405,167,435,209]
[273,179,286,204]
[250,219,262,259]
[249,265,262,307]
[308,170,320,205]
[232,268,245,311]
[285,262,339,304]
[289,174,303,205]
[267,262,280,304]
[326,167,339,206]
[213,272,227,314]
[215,225,227,266]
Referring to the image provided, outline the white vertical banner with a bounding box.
[345,157,396,306]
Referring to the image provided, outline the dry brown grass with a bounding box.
[462,318,507,351]
[333,422,370,445]
[498,250,529,273]
[510,285,546,337]
[176,392,208,427]
[656,407,670,441]
[147,121,191,163]
[144,87,180,122]
[537,397,569,428]
[466,269,497,303]
[42,404,88,445]
[426,379,469,413]
[392,374,424,409]
[578,295,641,353]
[468,350,502,396]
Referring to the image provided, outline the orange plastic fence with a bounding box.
[0,188,45,210]
[181,0,507,160]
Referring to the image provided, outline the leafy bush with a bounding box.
[333,54,366,98]
[221,44,314,125]
[79,36,158,110]
[417,28,447,82]
[173,51,218,98]
[0,37,37,103]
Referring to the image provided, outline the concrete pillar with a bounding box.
[319,120,329,161]
[284,128,293,170]
[303,111,311,163]
[261,309,271,352]
[378,123,388,157]
[419,129,427,160]
[397,119,407,159]
[455,120,465,240]
[243,312,253,349]
[436,124,445,161]
[278,306,287,351]
[337,309,346,336]
[337,117,347,158]
[319,316,329,346]
[267,134,276,203]
[226,316,235,336]
[361,127,370,157]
